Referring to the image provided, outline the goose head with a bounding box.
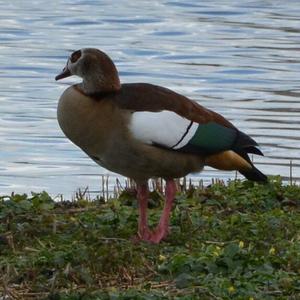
[55,48,121,94]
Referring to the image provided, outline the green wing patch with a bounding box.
[180,122,237,154]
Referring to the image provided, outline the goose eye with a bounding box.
[70,50,81,63]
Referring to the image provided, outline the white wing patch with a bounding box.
[129,110,198,149]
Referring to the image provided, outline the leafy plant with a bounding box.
[0,177,299,299]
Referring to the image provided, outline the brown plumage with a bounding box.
[57,84,205,182]
[56,48,267,243]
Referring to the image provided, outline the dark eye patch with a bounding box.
[70,50,81,63]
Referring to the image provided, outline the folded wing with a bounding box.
[113,83,267,182]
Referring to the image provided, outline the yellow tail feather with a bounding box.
[205,150,252,171]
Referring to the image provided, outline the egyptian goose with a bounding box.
[56,48,267,243]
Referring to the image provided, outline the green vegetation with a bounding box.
[0,177,299,299]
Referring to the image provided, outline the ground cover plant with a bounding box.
[0,176,299,299]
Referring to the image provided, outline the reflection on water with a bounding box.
[0,0,299,197]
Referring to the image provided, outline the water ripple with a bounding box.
[0,0,299,197]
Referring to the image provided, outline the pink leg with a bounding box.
[149,179,177,243]
[136,183,152,240]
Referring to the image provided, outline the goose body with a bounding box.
[57,84,205,182]
[56,48,267,243]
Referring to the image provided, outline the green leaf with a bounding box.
[223,243,240,258]
[175,273,195,289]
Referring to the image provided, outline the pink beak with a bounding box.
[55,66,71,81]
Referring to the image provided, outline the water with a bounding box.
[0,0,299,197]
